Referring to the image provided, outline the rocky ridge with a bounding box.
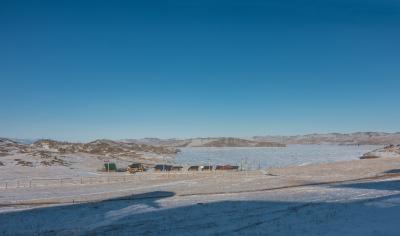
[33,139,179,156]
[0,138,180,168]
[360,145,400,159]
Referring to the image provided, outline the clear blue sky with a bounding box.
[1,0,400,141]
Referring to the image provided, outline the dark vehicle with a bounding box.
[127,163,147,173]
[154,164,173,171]
[202,165,213,171]
[216,165,239,171]
[188,166,200,171]
[171,166,183,171]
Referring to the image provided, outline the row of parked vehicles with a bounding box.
[127,163,240,174]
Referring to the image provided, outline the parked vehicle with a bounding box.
[127,163,147,173]
[202,165,213,171]
[154,164,173,171]
[188,166,200,171]
[216,165,239,171]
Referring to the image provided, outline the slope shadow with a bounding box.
[1,181,400,235]
[101,190,175,208]
[0,191,175,235]
[332,175,400,191]
[384,169,400,174]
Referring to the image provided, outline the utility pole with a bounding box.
[105,160,109,173]
[244,157,248,171]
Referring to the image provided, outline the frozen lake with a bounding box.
[174,145,381,169]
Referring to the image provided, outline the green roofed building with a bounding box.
[104,162,117,172]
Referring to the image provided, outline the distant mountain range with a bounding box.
[3,132,400,154]
[123,132,400,147]
[122,137,286,148]
[253,132,400,145]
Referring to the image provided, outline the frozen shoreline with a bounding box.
[174,144,381,169]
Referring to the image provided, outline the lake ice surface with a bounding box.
[174,145,381,169]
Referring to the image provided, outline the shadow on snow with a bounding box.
[1,180,400,235]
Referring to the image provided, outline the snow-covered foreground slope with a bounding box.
[1,157,400,235]
[1,177,400,235]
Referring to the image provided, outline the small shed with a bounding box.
[104,162,117,172]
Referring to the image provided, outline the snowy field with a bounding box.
[1,176,400,235]
[1,156,400,235]
[175,145,380,169]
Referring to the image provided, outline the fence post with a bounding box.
[29,180,32,188]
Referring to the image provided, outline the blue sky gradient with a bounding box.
[1,0,400,141]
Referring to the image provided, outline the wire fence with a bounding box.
[0,170,259,190]
[2,172,397,208]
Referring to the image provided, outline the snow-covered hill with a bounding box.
[361,144,400,159]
